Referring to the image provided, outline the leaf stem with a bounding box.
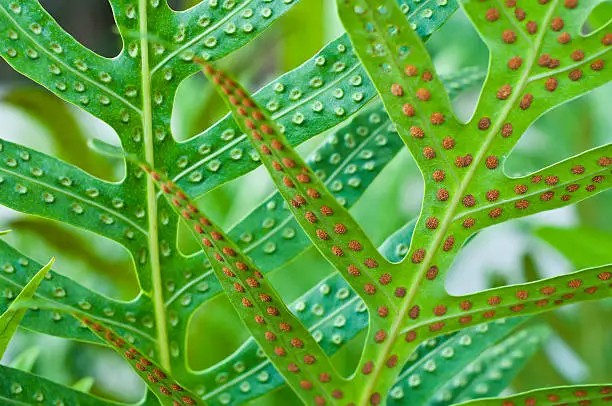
[139,0,171,370]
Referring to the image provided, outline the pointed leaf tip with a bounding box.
[0,258,54,357]
[8,346,40,372]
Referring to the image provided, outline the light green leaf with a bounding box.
[71,377,95,394]
[8,346,40,372]
[454,383,612,406]
[0,257,54,357]
[0,1,462,389]
[332,0,612,402]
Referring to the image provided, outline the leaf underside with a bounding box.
[332,0,611,403]
[0,0,478,404]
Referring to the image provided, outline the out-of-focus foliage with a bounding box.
[335,0,611,402]
[536,226,612,269]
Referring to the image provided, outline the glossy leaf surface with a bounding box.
[0,1,464,399]
[195,50,611,404]
[455,384,612,406]
[1,0,610,404]
[330,0,612,402]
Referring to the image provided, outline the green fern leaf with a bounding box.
[77,314,204,406]
[4,0,609,404]
[0,0,303,374]
[454,383,612,406]
[436,324,550,405]
[388,318,527,405]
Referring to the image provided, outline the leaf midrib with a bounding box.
[452,161,612,221]
[357,1,560,404]
[139,0,171,370]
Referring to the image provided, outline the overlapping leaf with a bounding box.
[438,324,550,405]
[0,0,464,397]
[1,0,610,404]
[0,364,136,406]
[455,384,612,406]
[193,49,609,404]
[0,256,53,357]
[191,0,612,398]
[251,0,612,403]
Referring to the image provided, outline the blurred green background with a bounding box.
[0,1,611,404]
